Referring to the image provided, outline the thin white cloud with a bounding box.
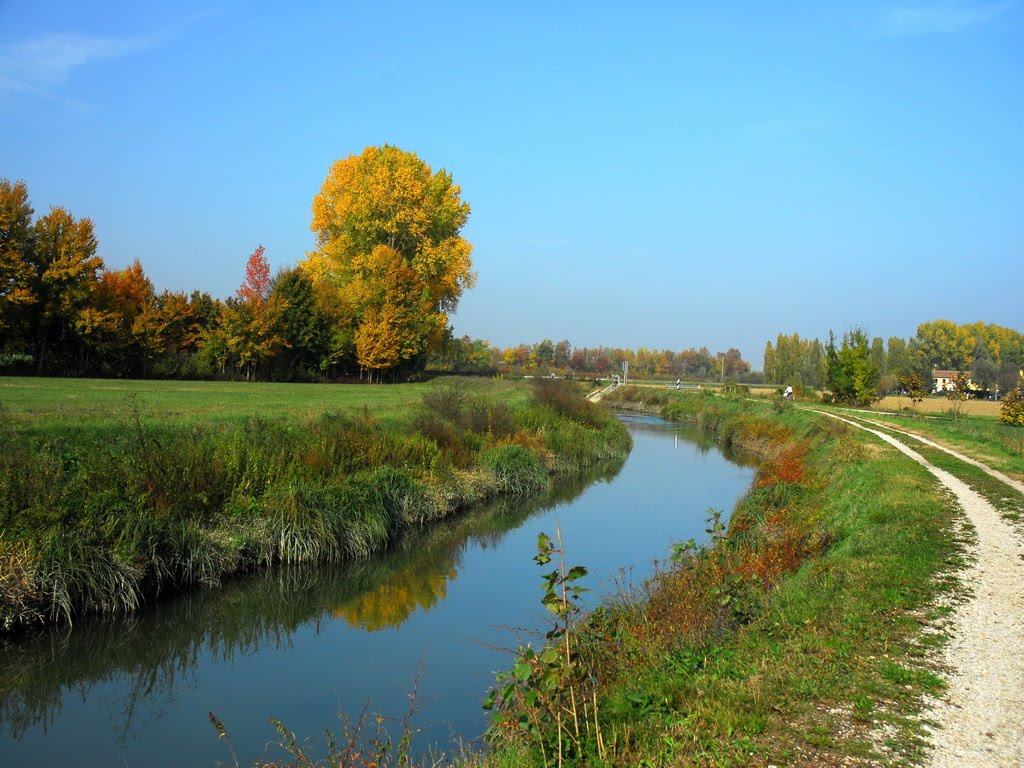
[882,1,1016,36]
[0,32,153,94]
[0,5,228,98]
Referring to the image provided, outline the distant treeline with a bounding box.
[1,146,477,383]
[764,320,1024,395]
[434,336,755,381]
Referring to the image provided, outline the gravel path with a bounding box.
[852,416,1024,495]
[816,412,1024,767]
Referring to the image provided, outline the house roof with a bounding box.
[932,370,974,378]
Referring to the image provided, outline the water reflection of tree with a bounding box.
[0,458,625,742]
[333,462,621,631]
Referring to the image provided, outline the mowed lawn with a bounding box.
[0,376,527,429]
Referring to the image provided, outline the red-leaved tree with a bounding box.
[237,244,271,303]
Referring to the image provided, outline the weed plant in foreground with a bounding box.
[0,379,630,632]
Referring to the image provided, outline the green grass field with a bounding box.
[0,375,530,430]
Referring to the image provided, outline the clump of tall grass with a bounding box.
[529,377,605,427]
[479,444,548,494]
[35,530,145,623]
[0,539,43,630]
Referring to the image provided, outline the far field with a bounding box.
[872,394,1002,417]
[0,375,531,429]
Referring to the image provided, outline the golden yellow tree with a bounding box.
[27,207,103,370]
[0,179,35,336]
[304,145,474,377]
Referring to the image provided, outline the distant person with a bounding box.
[784,385,794,400]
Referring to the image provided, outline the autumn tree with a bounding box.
[77,259,158,374]
[722,347,750,378]
[222,245,287,379]
[24,207,103,371]
[146,290,211,376]
[914,319,973,373]
[304,145,475,378]
[945,371,972,420]
[898,372,927,411]
[999,381,1024,426]
[0,179,35,344]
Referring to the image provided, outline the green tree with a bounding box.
[764,333,821,387]
[824,327,879,406]
[886,336,911,377]
[973,353,999,394]
[269,266,327,380]
[533,339,556,371]
[870,336,886,376]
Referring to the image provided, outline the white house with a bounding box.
[932,370,975,394]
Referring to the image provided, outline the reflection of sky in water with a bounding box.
[0,417,755,767]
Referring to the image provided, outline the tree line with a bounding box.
[0,146,476,381]
[764,320,1024,404]
[432,336,753,381]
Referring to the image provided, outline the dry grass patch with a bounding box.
[872,396,1001,417]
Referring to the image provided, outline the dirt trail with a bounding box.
[815,411,1024,767]
[852,416,1024,495]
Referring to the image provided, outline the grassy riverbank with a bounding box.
[467,387,963,767]
[0,377,630,631]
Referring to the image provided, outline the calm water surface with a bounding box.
[0,414,756,767]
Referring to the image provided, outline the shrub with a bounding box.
[530,378,600,425]
[420,384,468,423]
[480,444,547,494]
[999,383,1024,426]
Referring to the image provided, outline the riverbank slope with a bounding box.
[0,377,631,631]
[476,386,992,767]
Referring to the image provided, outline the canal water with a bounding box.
[0,414,756,767]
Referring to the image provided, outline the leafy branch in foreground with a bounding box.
[484,525,605,766]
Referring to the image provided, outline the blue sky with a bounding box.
[1,1,1021,365]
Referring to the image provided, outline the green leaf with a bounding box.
[513,662,533,681]
[565,565,588,581]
